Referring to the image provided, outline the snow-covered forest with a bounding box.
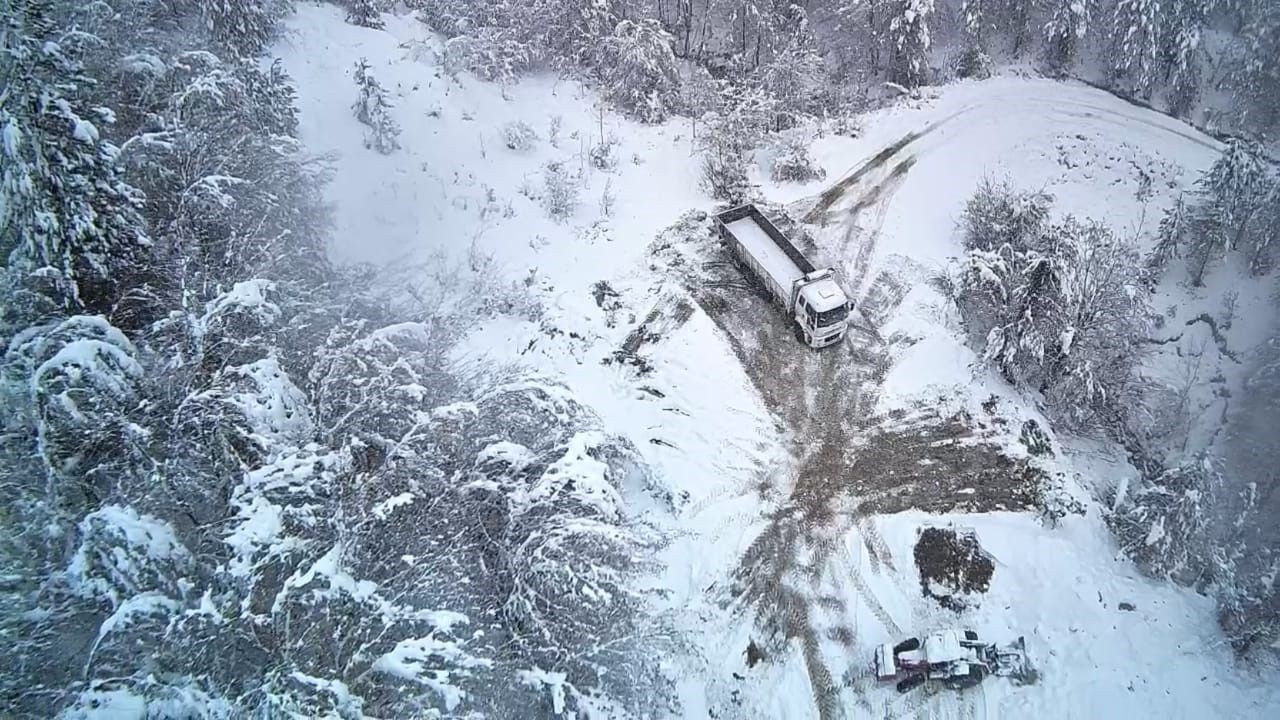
[1,0,1278,718]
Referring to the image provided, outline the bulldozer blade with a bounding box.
[993,636,1037,685]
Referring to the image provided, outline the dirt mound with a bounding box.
[914,526,994,611]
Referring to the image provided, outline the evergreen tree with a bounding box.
[1236,0,1280,128]
[886,0,935,88]
[957,0,994,76]
[197,0,293,58]
[1151,138,1280,284]
[1109,0,1162,98]
[1158,0,1206,117]
[352,58,401,154]
[599,19,681,123]
[0,0,150,319]
[1182,139,1271,283]
[1043,0,1091,72]
[346,0,385,29]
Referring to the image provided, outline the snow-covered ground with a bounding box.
[274,5,1280,718]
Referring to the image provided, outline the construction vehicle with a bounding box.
[713,204,851,348]
[874,629,1034,693]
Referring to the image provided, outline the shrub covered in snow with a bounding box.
[953,45,993,80]
[701,144,752,203]
[1106,458,1223,587]
[344,0,384,29]
[500,120,539,152]
[956,180,1153,431]
[767,131,826,183]
[541,160,579,220]
[589,136,619,170]
[441,30,534,83]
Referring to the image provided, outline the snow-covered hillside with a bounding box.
[275,5,1280,718]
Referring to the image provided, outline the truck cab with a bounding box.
[793,270,851,348]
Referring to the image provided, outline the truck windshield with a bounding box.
[813,304,849,327]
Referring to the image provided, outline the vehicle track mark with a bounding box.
[844,547,904,637]
[1017,94,1222,151]
[858,516,897,573]
[803,110,957,227]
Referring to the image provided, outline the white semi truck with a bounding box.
[714,204,852,348]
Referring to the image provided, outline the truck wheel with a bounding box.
[895,674,926,693]
[793,325,806,345]
[893,637,921,654]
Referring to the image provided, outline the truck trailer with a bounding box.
[713,204,851,348]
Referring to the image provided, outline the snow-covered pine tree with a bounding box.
[1183,139,1271,283]
[1236,0,1280,128]
[600,19,682,123]
[1149,192,1189,274]
[1158,0,1207,117]
[352,58,401,153]
[1043,0,1091,73]
[197,0,292,57]
[1109,0,1162,98]
[886,0,935,88]
[758,20,825,130]
[0,0,150,319]
[346,0,385,29]
[961,0,991,43]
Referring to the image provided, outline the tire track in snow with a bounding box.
[1011,94,1222,152]
[842,534,904,638]
[858,516,897,573]
[803,108,970,226]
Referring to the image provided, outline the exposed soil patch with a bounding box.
[745,639,768,668]
[914,526,994,611]
[604,295,693,375]
[848,413,1042,516]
